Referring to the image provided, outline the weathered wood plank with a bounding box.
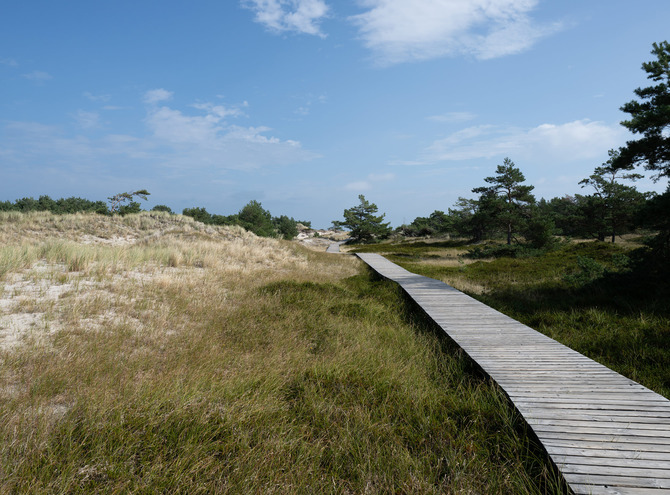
[562,472,670,489]
[551,455,670,470]
[544,444,670,460]
[570,484,669,495]
[356,253,670,495]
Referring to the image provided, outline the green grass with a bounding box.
[0,258,566,493]
[0,213,573,492]
[353,239,670,399]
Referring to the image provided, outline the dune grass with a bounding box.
[0,212,567,493]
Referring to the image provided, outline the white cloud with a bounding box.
[141,95,316,169]
[427,111,477,123]
[293,93,327,116]
[368,172,395,181]
[143,88,173,104]
[22,70,52,81]
[344,180,371,191]
[344,172,395,191]
[192,102,243,119]
[1,91,317,178]
[73,110,100,129]
[408,120,626,165]
[243,0,329,37]
[84,92,111,102]
[0,57,18,66]
[350,0,562,64]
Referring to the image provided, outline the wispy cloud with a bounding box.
[22,70,52,81]
[293,93,327,116]
[143,88,173,104]
[0,57,18,66]
[427,112,477,123]
[73,110,101,129]
[243,0,329,37]
[344,171,395,191]
[403,120,626,165]
[350,0,562,65]
[344,180,371,191]
[1,90,318,181]
[191,102,244,119]
[84,92,112,102]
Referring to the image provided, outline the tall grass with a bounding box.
[354,239,670,399]
[0,212,565,493]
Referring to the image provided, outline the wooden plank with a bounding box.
[562,472,670,489]
[527,417,670,431]
[530,430,670,445]
[560,463,670,480]
[569,484,669,495]
[356,253,670,494]
[518,406,670,418]
[523,411,670,424]
[544,444,670,461]
[551,455,670,470]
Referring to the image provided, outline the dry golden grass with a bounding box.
[0,211,357,354]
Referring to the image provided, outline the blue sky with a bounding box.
[1,1,669,228]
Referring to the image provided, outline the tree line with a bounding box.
[181,201,309,240]
[397,151,651,247]
[0,192,306,241]
[335,41,670,268]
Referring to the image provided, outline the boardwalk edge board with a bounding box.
[356,253,670,495]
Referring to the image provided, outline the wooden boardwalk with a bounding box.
[357,253,670,495]
[326,241,344,253]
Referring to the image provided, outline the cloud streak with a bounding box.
[1,90,318,182]
[143,88,173,104]
[350,0,562,65]
[22,70,52,81]
[243,0,329,37]
[344,171,395,191]
[404,120,626,165]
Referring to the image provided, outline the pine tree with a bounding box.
[472,158,535,245]
[333,195,391,244]
[616,41,670,177]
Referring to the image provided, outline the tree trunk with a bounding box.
[507,222,512,245]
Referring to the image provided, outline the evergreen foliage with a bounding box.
[237,200,276,238]
[151,205,174,214]
[401,210,453,237]
[108,190,150,214]
[0,195,108,214]
[616,41,670,178]
[615,40,670,269]
[448,197,489,241]
[182,207,213,224]
[333,195,391,244]
[181,201,300,239]
[472,158,535,245]
[273,215,299,240]
[578,150,649,242]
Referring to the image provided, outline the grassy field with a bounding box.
[352,237,670,400]
[0,212,567,493]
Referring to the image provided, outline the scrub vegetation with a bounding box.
[0,211,566,494]
[353,237,670,400]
